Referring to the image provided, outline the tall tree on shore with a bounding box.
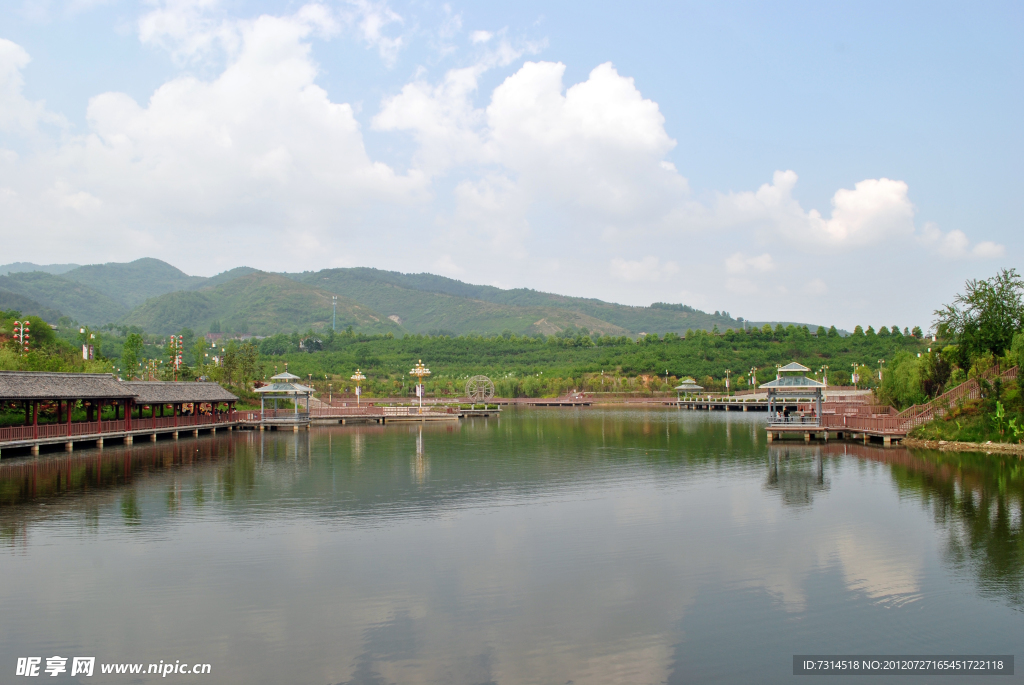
[935,268,1024,368]
[121,333,143,380]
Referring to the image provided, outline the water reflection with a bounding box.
[0,409,1021,684]
[765,446,827,508]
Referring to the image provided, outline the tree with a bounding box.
[934,268,1024,368]
[221,340,239,387]
[192,338,208,376]
[238,342,260,389]
[121,333,144,379]
[877,351,926,410]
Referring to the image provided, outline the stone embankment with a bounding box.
[904,438,1024,456]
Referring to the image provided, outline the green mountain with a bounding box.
[0,257,815,337]
[190,266,258,290]
[292,268,741,336]
[123,271,403,335]
[0,290,63,323]
[0,272,128,325]
[63,258,206,308]
[0,262,80,276]
[293,268,630,336]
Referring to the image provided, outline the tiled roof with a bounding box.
[121,381,238,404]
[0,371,237,403]
[0,371,134,400]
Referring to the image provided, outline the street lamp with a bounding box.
[878,359,885,382]
[851,362,859,388]
[332,295,338,331]
[409,360,430,411]
[724,369,731,394]
[13,320,29,353]
[350,368,366,406]
[819,365,829,387]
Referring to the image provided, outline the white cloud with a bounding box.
[0,9,424,266]
[609,256,679,283]
[918,222,1005,259]
[487,61,685,218]
[343,0,404,65]
[971,241,1005,258]
[138,0,240,65]
[726,171,915,247]
[0,39,66,133]
[725,252,774,275]
[470,30,493,44]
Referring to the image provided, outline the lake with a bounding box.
[1,407,1021,684]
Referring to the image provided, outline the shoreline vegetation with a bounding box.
[903,438,1024,456]
[2,268,1022,450]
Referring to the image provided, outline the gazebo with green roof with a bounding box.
[759,362,825,429]
[674,378,704,402]
[254,371,314,428]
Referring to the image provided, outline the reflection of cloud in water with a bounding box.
[832,533,922,607]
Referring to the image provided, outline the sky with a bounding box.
[0,0,1020,330]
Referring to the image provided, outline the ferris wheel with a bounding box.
[465,375,495,402]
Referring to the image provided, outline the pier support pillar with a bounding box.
[193,429,199,437]
[31,444,40,455]
[211,427,216,435]
[150,433,157,442]
[766,431,773,442]
[293,425,299,432]
[743,404,748,412]
[259,424,265,431]
[863,433,869,444]
[65,442,73,452]
[124,435,133,445]
[804,432,811,442]
[883,436,892,446]
[96,438,103,448]
[172,431,178,440]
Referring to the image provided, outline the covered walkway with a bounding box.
[0,372,238,456]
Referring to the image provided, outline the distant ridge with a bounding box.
[0,262,80,276]
[0,257,828,335]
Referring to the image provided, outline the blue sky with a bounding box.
[0,0,1020,329]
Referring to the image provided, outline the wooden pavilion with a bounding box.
[254,372,314,430]
[759,362,826,440]
[674,378,704,402]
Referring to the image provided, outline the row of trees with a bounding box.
[253,319,931,398]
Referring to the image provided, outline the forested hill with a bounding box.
[291,268,749,335]
[0,258,823,337]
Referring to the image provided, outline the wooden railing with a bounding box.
[236,409,310,421]
[0,411,237,444]
[890,365,1018,432]
[772,366,1019,436]
[816,366,1019,436]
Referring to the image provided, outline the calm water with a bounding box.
[1,408,1021,684]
